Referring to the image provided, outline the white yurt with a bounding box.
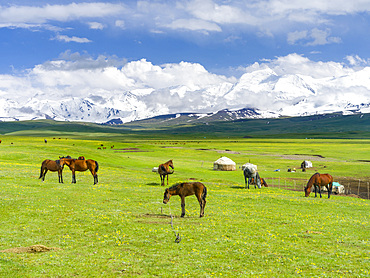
[301,160,313,168]
[213,156,236,171]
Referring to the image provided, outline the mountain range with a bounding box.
[1,56,370,124]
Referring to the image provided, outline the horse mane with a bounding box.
[305,172,320,189]
[168,183,182,190]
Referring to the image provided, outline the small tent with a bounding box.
[301,160,313,169]
[213,156,236,171]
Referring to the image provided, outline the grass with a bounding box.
[0,135,369,277]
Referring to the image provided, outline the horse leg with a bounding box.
[202,198,206,217]
[244,173,249,189]
[72,170,76,183]
[42,169,48,181]
[58,170,63,183]
[328,182,333,199]
[90,169,97,185]
[166,174,169,186]
[318,185,322,198]
[196,194,204,217]
[181,196,186,217]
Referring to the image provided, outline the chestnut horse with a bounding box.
[304,173,333,198]
[39,159,64,183]
[158,160,174,186]
[59,157,99,184]
[163,182,207,218]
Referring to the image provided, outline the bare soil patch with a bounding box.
[0,245,61,254]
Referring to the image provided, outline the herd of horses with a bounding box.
[39,157,334,218]
[39,156,99,185]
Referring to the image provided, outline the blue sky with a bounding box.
[1,0,370,76]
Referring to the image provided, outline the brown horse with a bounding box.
[251,176,268,187]
[39,159,64,183]
[163,182,207,218]
[158,160,174,186]
[59,157,99,184]
[304,173,333,198]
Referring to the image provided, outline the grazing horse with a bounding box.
[251,176,268,187]
[59,157,99,184]
[163,182,207,218]
[304,173,333,198]
[243,167,261,189]
[39,159,64,183]
[158,160,174,186]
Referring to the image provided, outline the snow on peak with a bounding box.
[0,55,369,123]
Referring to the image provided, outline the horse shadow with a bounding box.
[231,186,246,189]
[146,182,159,187]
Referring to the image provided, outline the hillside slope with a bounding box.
[0,113,369,139]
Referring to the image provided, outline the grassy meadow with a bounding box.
[0,134,369,277]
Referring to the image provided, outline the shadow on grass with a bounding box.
[146,182,160,187]
[230,186,247,189]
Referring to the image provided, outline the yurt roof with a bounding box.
[214,156,236,165]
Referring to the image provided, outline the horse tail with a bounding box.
[39,160,46,179]
[262,178,268,187]
[95,161,99,173]
[202,185,207,201]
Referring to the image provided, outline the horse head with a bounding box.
[168,160,174,169]
[256,172,262,189]
[163,188,171,204]
[304,185,311,197]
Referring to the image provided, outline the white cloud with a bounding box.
[52,35,92,43]
[287,28,341,46]
[307,28,341,46]
[287,30,308,45]
[166,18,222,32]
[115,20,125,29]
[345,55,370,66]
[1,53,369,123]
[88,22,104,30]
[0,2,125,26]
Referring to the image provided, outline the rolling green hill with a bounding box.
[0,113,369,139]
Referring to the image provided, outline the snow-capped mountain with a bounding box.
[1,54,370,123]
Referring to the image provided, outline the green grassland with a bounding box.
[0,118,369,277]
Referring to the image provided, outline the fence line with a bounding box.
[262,177,370,200]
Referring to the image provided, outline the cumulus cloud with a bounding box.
[88,22,104,30]
[1,52,369,122]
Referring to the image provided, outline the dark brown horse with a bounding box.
[39,159,64,183]
[59,157,99,184]
[304,173,333,198]
[158,160,174,186]
[163,182,207,218]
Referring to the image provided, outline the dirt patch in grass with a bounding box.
[0,245,61,254]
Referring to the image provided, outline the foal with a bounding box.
[163,182,207,217]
